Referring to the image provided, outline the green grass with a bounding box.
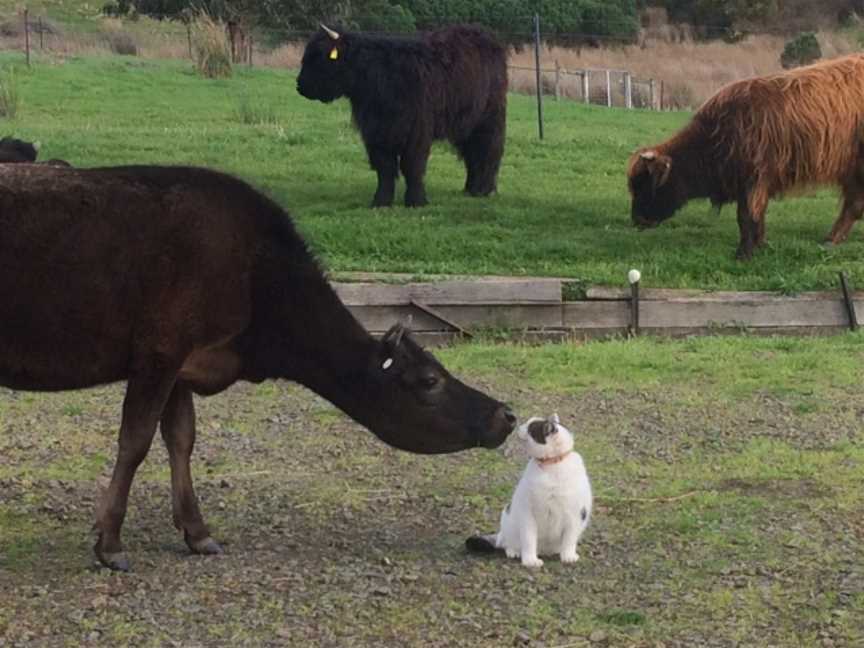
[0,53,861,291]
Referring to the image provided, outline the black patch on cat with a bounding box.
[465,535,500,554]
[580,507,588,521]
[528,420,552,444]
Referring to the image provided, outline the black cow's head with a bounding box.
[296,25,351,104]
[359,324,516,454]
[628,149,688,229]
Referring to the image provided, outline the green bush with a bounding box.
[355,1,416,32]
[780,32,821,69]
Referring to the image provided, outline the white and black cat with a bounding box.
[467,414,593,568]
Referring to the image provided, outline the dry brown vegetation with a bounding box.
[509,29,862,108]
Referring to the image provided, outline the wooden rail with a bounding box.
[331,275,862,346]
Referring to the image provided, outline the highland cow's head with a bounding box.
[296,24,351,104]
[627,149,688,229]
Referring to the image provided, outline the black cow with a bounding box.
[0,164,516,571]
[297,24,508,207]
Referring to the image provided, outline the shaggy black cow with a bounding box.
[297,24,507,207]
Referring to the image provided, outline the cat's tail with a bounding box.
[465,533,502,554]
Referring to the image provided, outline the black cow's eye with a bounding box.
[420,375,439,389]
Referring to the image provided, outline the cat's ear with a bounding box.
[549,413,560,426]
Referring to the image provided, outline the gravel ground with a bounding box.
[1,375,863,648]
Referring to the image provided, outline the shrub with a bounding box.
[105,30,139,55]
[355,1,416,33]
[780,32,821,69]
[0,67,20,119]
[192,12,231,79]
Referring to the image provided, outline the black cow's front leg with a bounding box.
[368,147,398,208]
[400,143,431,207]
[160,383,221,556]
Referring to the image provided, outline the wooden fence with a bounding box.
[509,64,658,109]
[332,274,862,346]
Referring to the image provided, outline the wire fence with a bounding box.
[508,64,657,109]
[5,10,659,114]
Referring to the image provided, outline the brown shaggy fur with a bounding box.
[628,54,864,259]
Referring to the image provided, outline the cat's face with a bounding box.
[516,414,574,460]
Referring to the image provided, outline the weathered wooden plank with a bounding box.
[562,302,629,329]
[333,279,562,306]
[639,298,862,328]
[586,286,864,301]
[347,304,563,332]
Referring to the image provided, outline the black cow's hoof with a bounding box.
[186,533,223,556]
[97,550,131,572]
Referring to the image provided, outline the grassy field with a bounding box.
[1,334,863,646]
[0,53,862,291]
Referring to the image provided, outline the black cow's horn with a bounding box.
[321,23,340,40]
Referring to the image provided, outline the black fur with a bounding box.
[297,25,508,208]
[465,534,500,554]
[0,137,37,163]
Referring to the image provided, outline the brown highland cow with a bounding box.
[628,54,864,259]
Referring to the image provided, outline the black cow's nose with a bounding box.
[503,409,517,426]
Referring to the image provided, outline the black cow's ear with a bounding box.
[382,323,406,349]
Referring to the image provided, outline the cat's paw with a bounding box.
[560,551,580,564]
[521,556,544,568]
[505,548,520,560]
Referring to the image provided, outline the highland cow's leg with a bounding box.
[400,143,431,207]
[94,360,180,571]
[827,189,864,245]
[735,197,759,261]
[160,383,221,556]
[368,147,398,208]
[459,107,505,196]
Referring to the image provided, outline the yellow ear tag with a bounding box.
[329,47,339,60]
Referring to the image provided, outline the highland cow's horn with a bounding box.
[640,150,657,160]
[320,23,340,40]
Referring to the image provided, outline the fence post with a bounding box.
[624,72,632,109]
[649,79,656,110]
[605,69,612,107]
[24,9,30,67]
[248,34,253,66]
[38,16,43,50]
[186,21,192,59]
[554,60,561,100]
[582,71,589,104]
[533,14,544,140]
[660,80,665,111]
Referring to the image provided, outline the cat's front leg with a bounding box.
[519,518,543,568]
[559,521,582,564]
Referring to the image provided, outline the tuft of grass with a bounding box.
[0,65,20,119]
[233,90,278,125]
[191,12,231,79]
